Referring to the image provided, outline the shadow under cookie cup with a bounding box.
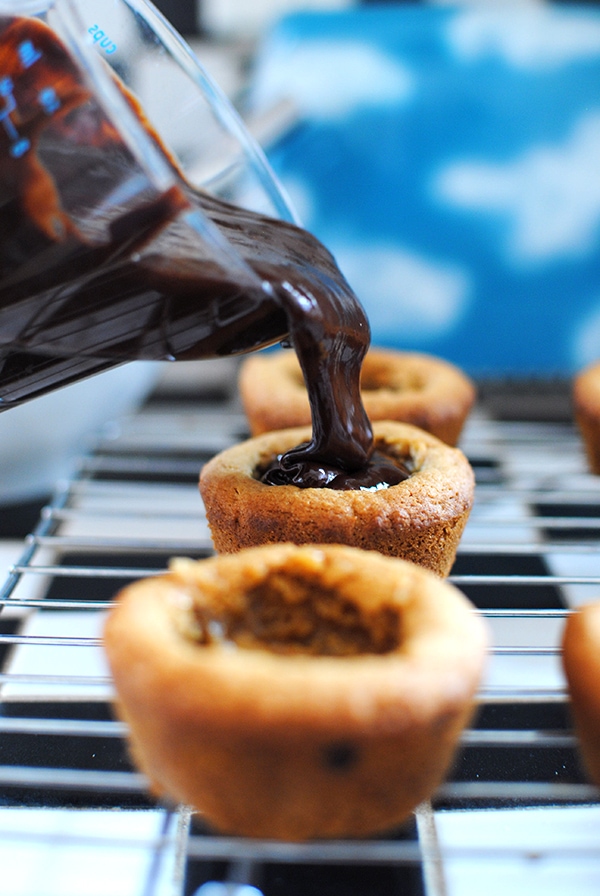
[103,544,489,841]
[199,420,475,576]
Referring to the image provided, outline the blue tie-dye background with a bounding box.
[250,3,600,378]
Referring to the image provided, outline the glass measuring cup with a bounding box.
[0,0,298,409]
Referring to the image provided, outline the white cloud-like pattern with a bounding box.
[253,39,413,120]
[433,112,600,264]
[332,243,470,339]
[446,6,600,69]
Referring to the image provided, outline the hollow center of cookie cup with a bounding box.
[360,366,425,394]
[189,572,402,658]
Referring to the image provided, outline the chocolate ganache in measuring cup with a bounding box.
[0,14,408,491]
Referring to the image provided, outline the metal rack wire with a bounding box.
[1,375,600,896]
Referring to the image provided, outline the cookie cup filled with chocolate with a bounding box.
[239,348,476,446]
[574,361,600,474]
[199,421,475,576]
[103,544,488,841]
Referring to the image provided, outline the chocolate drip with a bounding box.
[0,15,378,486]
[261,449,411,490]
[187,192,374,475]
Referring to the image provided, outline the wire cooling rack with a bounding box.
[1,368,600,896]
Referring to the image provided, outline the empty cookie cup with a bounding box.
[239,348,476,446]
[562,600,600,784]
[103,543,488,841]
[574,362,600,474]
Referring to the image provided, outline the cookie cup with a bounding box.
[574,362,600,474]
[239,348,476,446]
[199,421,475,576]
[103,544,488,841]
[562,601,600,784]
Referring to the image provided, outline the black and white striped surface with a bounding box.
[1,365,599,896]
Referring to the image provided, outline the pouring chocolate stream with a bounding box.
[0,15,409,490]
